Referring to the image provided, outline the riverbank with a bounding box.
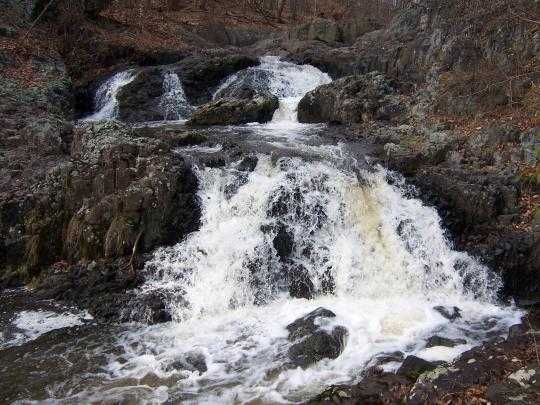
[0,1,538,403]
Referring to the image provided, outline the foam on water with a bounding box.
[27,57,521,404]
[121,154,520,403]
[1,310,93,349]
[214,56,331,126]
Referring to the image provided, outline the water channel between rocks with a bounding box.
[0,57,522,404]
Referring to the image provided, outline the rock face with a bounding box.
[111,53,259,122]
[116,69,166,122]
[397,356,440,380]
[298,73,408,124]
[65,121,200,261]
[286,308,348,368]
[187,95,279,126]
[0,119,201,291]
[289,17,381,45]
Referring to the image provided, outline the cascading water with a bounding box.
[2,57,521,404]
[214,56,331,124]
[159,72,194,121]
[84,70,136,121]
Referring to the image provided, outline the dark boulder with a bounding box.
[434,306,462,321]
[187,95,279,126]
[298,73,408,124]
[286,307,348,367]
[173,53,259,105]
[425,336,467,348]
[288,265,314,300]
[397,356,439,380]
[116,68,166,122]
[286,307,336,341]
[273,225,294,261]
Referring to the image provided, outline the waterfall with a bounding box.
[84,70,136,121]
[127,150,517,403]
[213,56,331,124]
[159,72,194,121]
[10,58,520,404]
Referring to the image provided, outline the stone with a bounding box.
[298,73,408,124]
[288,326,348,368]
[425,335,467,348]
[286,308,348,368]
[187,95,279,126]
[286,307,336,341]
[397,356,439,380]
[434,305,462,320]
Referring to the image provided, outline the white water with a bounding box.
[214,56,331,124]
[84,70,136,121]
[159,72,193,121]
[0,309,92,349]
[37,57,520,403]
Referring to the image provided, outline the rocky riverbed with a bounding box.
[0,0,538,403]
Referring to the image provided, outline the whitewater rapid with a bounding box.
[100,57,519,403]
[5,57,521,404]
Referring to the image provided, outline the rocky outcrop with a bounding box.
[289,17,381,45]
[187,94,279,126]
[1,120,201,290]
[109,53,259,122]
[284,0,538,118]
[64,121,200,261]
[286,308,348,368]
[298,72,409,124]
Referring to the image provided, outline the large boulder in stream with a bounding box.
[287,307,348,368]
[187,94,279,126]
[99,53,259,122]
[298,72,409,124]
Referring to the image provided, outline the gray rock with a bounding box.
[286,307,348,368]
[434,306,462,321]
[298,73,408,124]
[187,95,279,126]
[397,355,439,380]
[425,335,467,348]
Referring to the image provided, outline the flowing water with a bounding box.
[159,72,194,121]
[1,57,522,404]
[84,70,136,121]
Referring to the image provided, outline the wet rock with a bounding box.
[298,73,408,124]
[434,305,462,321]
[36,259,172,324]
[288,326,348,368]
[397,356,439,380]
[237,155,258,172]
[373,351,405,366]
[187,94,279,126]
[173,53,259,105]
[273,225,294,261]
[116,68,168,122]
[288,265,314,300]
[169,351,207,374]
[425,335,467,348]
[309,371,410,404]
[286,307,348,368]
[286,307,336,341]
